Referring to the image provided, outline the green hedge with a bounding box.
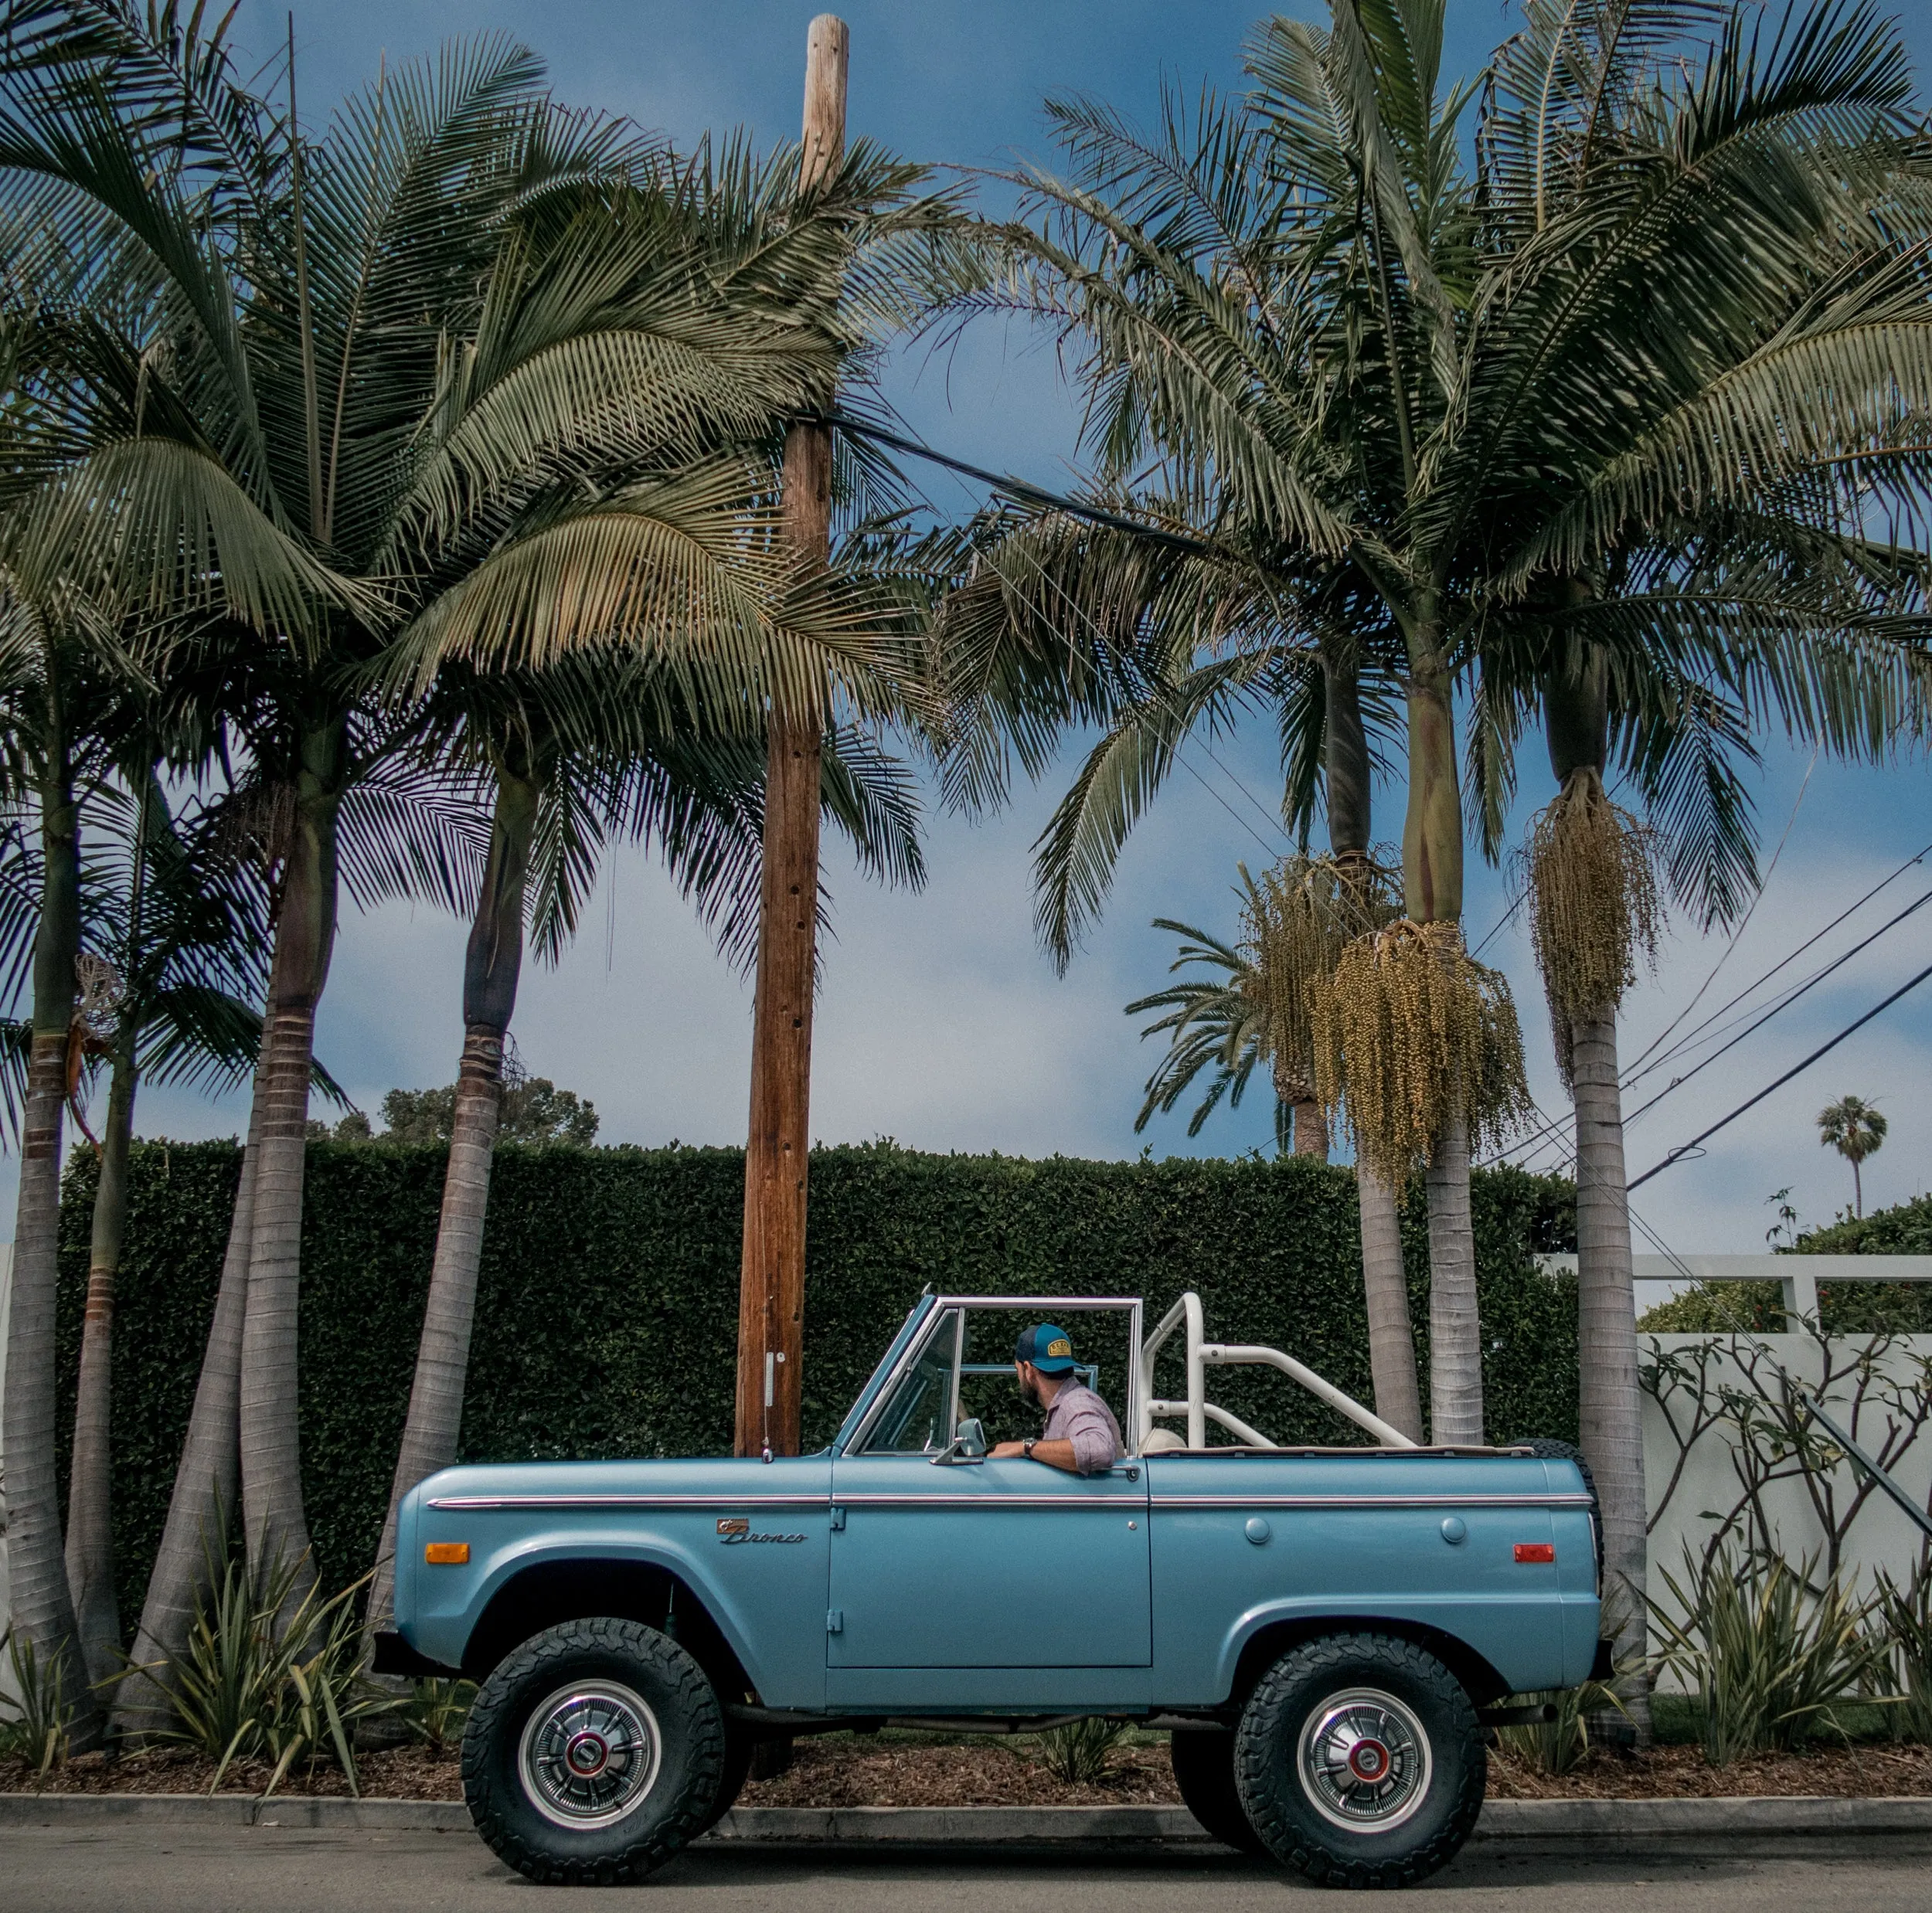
[56,1140,1579,1626]
[1634,1191,1932,1335]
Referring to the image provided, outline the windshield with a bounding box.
[862,1309,961,1454]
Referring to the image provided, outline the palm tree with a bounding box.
[950,0,1932,1459]
[0,11,900,1683]
[1818,1096,1886,1219]
[56,760,299,1693]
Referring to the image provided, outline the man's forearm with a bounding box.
[988,1438,1080,1470]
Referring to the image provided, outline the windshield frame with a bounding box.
[841,1293,1146,1458]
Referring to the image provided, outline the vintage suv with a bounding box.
[379,1290,1604,1889]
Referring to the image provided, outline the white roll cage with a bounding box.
[1133,1290,1417,1452]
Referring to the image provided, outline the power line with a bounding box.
[822,411,1221,559]
[1619,836,1932,1098]
[1620,742,1820,1082]
[1613,886,1932,1130]
[1497,843,1932,1171]
[1627,956,1932,1191]
[876,413,1294,864]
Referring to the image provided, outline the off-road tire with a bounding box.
[1169,1728,1267,1855]
[462,1616,724,1884]
[1233,1633,1484,1889]
[698,1727,756,1836]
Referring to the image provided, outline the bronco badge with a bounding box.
[716,1517,807,1544]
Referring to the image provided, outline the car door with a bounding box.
[826,1308,1151,1673]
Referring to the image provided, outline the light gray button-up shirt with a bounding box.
[1041,1378,1125,1474]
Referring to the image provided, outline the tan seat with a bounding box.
[1141,1428,1189,1454]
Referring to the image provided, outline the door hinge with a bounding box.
[826,1609,844,1634]
[829,1504,846,1531]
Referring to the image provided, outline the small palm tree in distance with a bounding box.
[1818,1096,1888,1219]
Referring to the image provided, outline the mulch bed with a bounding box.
[9,1734,1932,1806]
[737,1737,1182,1808]
[1488,1741,1932,1800]
[0,1743,466,1799]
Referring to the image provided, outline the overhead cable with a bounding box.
[1627,957,1932,1191]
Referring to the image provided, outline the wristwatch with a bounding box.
[1022,1439,1037,1459]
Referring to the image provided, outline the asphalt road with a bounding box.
[5,1827,1931,1911]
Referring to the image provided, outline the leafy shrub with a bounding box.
[1874,1564,1932,1745]
[400,1677,474,1755]
[1035,1717,1126,1785]
[0,1630,73,1779]
[130,1553,402,1795]
[56,1141,1578,1612]
[1653,1548,1893,1763]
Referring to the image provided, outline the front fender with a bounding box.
[405,1517,829,1710]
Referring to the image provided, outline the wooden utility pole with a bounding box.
[735,14,847,1459]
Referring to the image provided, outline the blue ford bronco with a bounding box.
[378,1291,1604,1888]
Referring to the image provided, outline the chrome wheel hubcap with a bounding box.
[1297,1687,1431,1833]
[518,1681,662,1829]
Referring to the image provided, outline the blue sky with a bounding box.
[44,3,1932,1283]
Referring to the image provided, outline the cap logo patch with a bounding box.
[1047,1338,1072,1358]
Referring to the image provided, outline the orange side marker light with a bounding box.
[425,1541,470,1565]
[1513,1542,1555,1564]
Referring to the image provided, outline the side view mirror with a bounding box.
[931,1417,988,1465]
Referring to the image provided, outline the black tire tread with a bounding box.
[461,1616,724,1886]
[1234,1632,1485,1890]
[1169,1729,1267,1856]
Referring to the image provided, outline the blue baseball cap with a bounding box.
[1015,1323,1078,1374]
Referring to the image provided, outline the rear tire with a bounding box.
[1233,1633,1484,1888]
[462,1616,724,1884]
[1169,1728,1266,1855]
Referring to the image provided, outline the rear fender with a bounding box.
[1216,1602,1538,1711]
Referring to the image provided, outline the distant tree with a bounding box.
[312,1074,601,1148]
[382,1075,599,1149]
[1818,1098,1887,1219]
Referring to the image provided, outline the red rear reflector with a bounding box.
[1514,1542,1555,1564]
[425,1541,470,1565]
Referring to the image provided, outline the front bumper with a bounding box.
[371,1631,461,1679]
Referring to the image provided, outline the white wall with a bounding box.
[1643,1330,1932,1619]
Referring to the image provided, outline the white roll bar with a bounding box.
[1135,1289,1417,1451]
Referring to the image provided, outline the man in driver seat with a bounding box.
[991,1323,1124,1473]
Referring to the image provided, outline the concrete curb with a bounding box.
[4,1792,1931,1843]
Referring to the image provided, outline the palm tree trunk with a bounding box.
[1546,648,1649,1738]
[1424,1108,1484,1443]
[1358,1165,1423,1442]
[2,731,100,1748]
[113,1082,263,1740]
[1322,648,1423,1439]
[240,726,343,1614]
[365,763,537,1643]
[1403,653,1483,1445]
[1290,1096,1328,1158]
[1571,1007,1651,1738]
[64,1045,136,1695]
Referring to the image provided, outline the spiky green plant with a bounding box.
[1653,1548,1893,1765]
[1035,1716,1127,1786]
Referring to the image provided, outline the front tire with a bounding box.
[1233,1633,1484,1888]
[462,1616,724,1884]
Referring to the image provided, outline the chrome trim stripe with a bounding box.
[1149,1493,1595,1510]
[426,1493,831,1512]
[427,1489,1591,1514]
[837,1494,1143,1510]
